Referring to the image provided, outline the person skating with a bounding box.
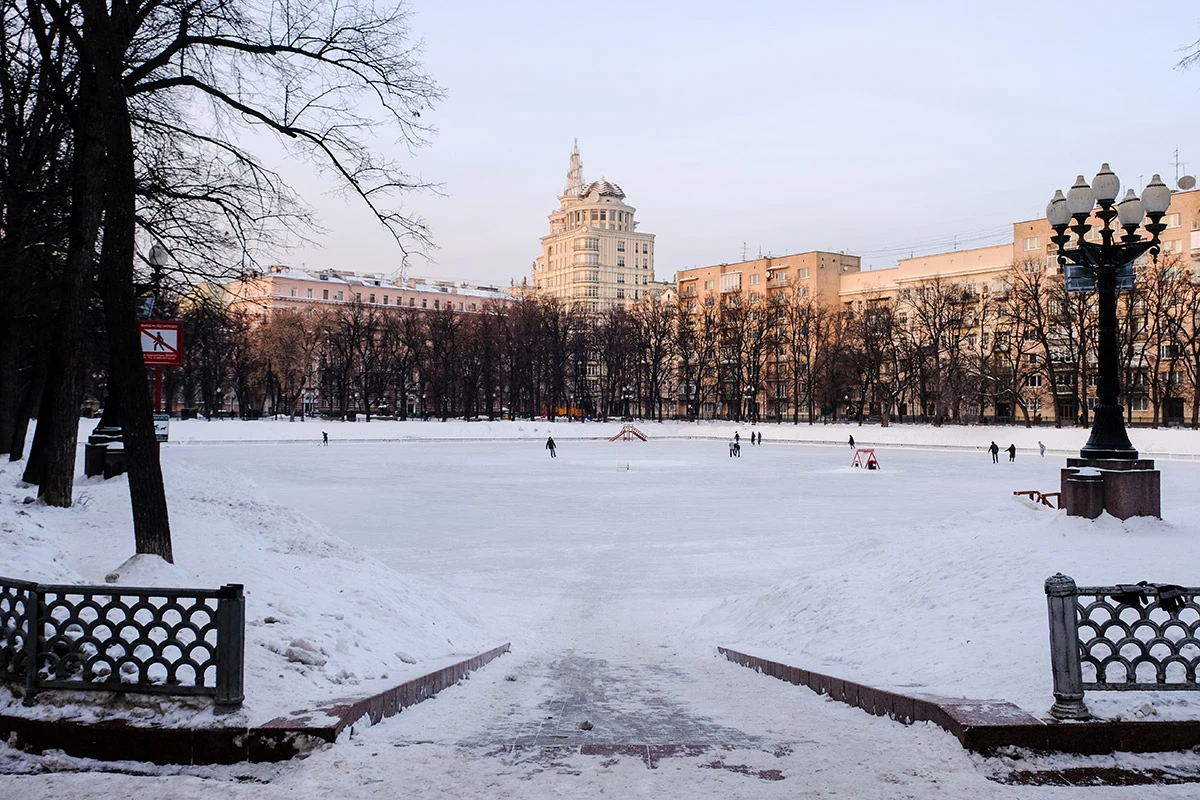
[1007,443,1016,462]
[734,432,740,445]
[321,431,329,446]
[729,441,736,457]
[1038,441,1046,458]
[546,436,557,458]
[989,441,1000,463]
[848,434,855,449]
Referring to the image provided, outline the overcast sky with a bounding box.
[281,1,1200,285]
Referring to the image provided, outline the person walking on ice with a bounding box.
[989,441,1000,463]
[848,434,855,449]
[321,431,329,446]
[546,436,557,458]
[1007,443,1016,462]
[1038,441,1046,458]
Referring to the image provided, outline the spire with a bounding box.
[564,138,583,196]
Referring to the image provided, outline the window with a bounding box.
[408,297,415,306]
[586,286,598,297]
[434,299,439,309]
[799,286,810,299]
[336,291,343,300]
[704,280,715,290]
[617,274,625,283]
[307,289,313,298]
[1164,213,1182,229]
[383,295,389,305]
[1131,396,1150,412]
[617,241,625,252]
[749,274,760,285]
[1160,344,1181,359]
[720,272,742,293]
[616,289,625,299]
[369,293,375,303]
[355,293,361,301]
[1025,375,1042,388]
[470,303,477,311]
[459,302,464,311]
[323,289,329,300]
[1160,239,1182,254]
[968,333,977,348]
[1163,370,1183,384]
[290,287,297,297]
[642,243,649,254]
[749,292,760,301]
[422,298,427,308]
[798,268,809,279]
[1023,236,1041,251]
[1024,261,1041,274]
[617,256,625,267]
[1024,330,1038,342]
[590,210,598,221]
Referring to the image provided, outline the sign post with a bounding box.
[139,320,185,413]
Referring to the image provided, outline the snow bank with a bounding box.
[0,459,493,728]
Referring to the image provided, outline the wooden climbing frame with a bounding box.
[609,423,648,442]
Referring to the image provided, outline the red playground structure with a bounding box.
[610,423,648,442]
[851,448,880,469]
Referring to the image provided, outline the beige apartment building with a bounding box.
[675,186,1200,425]
[532,141,660,311]
[676,250,860,312]
[224,266,512,318]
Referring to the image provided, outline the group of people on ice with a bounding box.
[729,430,762,457]
[989,441,1046,462]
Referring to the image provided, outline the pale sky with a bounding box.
[283,1,1200,285]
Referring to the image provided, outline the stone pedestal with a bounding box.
[1060,458,1160,520]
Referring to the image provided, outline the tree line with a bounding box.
[140,253,1200,430]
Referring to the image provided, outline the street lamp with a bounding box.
[1047,167,1169,460]
[622,386,633,419]
[1047,166,1168,520]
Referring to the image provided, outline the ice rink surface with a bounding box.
[8,435,1200,797]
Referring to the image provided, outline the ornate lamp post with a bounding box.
[1046,167,1170,459]
[1046,166,1169,518]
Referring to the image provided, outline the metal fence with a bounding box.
[0,575,244,710]
[1045,573,1200,719]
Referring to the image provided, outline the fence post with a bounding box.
[1045,573,1091,720]
[214,584,245,711]
[23,584,40,705]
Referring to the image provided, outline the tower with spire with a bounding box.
[533,141,658,313]
[564,138,584,197]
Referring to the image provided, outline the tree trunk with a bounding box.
[93,76,173,561]
[38,78,106,506]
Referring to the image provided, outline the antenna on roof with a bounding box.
[741,242,748,261]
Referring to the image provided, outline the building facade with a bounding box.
[532,141,660,311]
[672,187,1200,426]
[224,266,511,319]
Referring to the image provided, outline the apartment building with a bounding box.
[224,266,512,318]
[676,251,860,312]
[532,141,661,311]
[674,187,1200,426]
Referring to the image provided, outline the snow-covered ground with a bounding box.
[4,418,1200,796]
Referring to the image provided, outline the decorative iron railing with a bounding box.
[1045,573,1200,719]
[0,575,244,710]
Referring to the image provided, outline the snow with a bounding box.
[0,456,495,730]
[4,419,1200,796]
